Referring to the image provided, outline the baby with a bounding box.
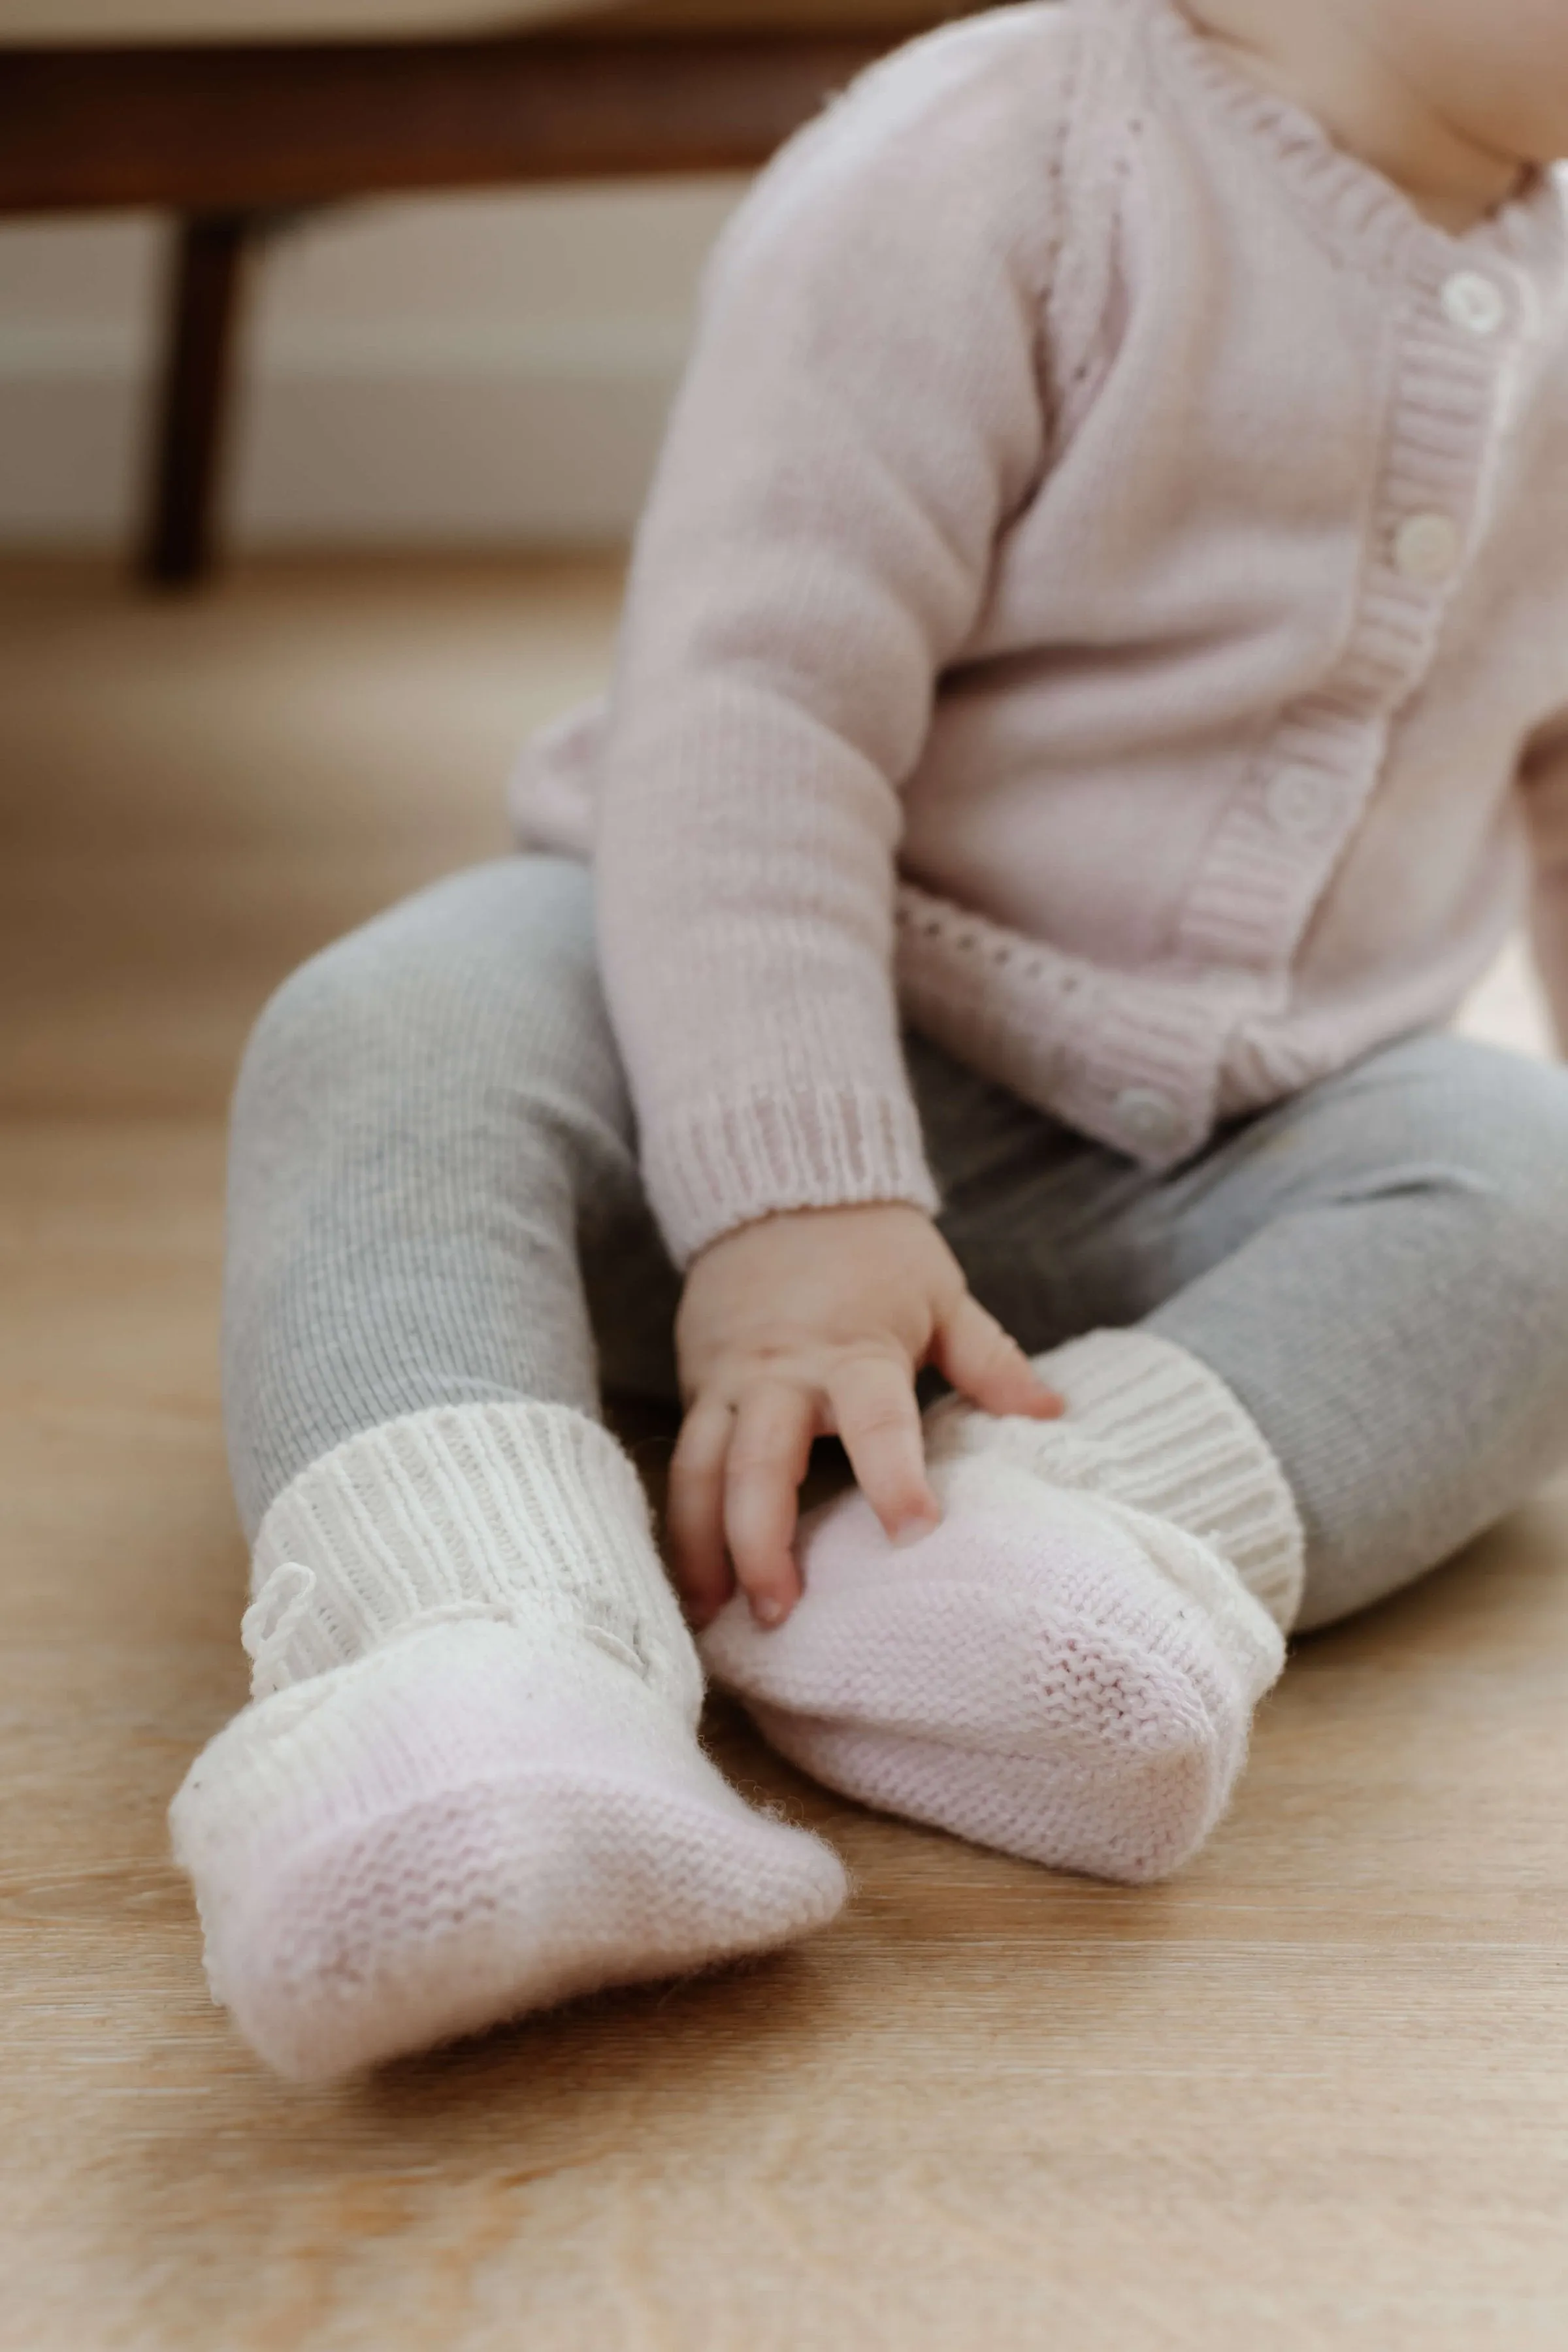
[172,0,1568,2082]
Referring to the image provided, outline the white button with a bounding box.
[1394,512,1462,585]
[1442,270,1507,337]
[1266,768,1336,841]
[1116,1087,1181,1152]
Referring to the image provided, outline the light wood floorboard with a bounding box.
[4,558,1568,2350]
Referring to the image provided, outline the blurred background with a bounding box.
[0,184,742,551]
[5,9,1566,2345]
[0,0,936,571]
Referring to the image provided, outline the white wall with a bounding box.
[0,181,747,549]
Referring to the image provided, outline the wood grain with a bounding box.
[4,557,1568,2350]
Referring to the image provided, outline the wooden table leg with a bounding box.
[139,211,255,589]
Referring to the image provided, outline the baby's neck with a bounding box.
[1183,1,1531,236]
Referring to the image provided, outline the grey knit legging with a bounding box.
[225,855,1568,1633]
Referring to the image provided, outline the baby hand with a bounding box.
[668,1201,1063,1630]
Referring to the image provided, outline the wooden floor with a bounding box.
[6,557,1568,2351]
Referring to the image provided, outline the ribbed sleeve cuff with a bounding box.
[244,1403,702,1720]
[642,1081,941,1267]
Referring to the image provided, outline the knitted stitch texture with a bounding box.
[171,1404,847,2080]
[924,1328,1306,1633]
[702,1330,1299,1883]
[508,0,1568,1265]
[242,1401,702,1718]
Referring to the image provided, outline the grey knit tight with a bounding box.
[225,855,1568,1633]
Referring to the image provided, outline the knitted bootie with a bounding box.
[701,1330,1303,1885]
[171,1404,847,2083]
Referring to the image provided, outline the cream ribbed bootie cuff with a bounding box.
[172,1404,847,2080]
[926,1327,1306,1633]
[243,1402,702,1721]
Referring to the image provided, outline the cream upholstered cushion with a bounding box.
[0,0,613,39]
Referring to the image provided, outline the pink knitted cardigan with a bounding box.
[510,0,1568,1267]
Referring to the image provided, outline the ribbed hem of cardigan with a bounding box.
[244,1403,702,1720]
[644,1080,941,1269]
[894,880,1226,1170]
[928,1326,1306,1631]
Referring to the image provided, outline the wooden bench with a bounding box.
[0,1,979,581]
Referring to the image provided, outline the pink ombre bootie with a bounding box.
[702,1330,1304,1884]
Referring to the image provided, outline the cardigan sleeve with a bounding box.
[1522,716,1568,1055]
[592,20,1066,1266]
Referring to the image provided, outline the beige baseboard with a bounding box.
[0,317,686,549]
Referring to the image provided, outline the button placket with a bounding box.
[1392,272,1514,595]
[1115,1087,1181,1154]
[1441,270,1507,338]
[1170,242,1516,1062]
[1265,768,1337,841]
[1394,511,1463,585]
